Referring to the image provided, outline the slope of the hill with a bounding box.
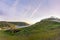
[0,21,29,29]
[0,21,13,28]
[0,18,60,40]
[18,18,60,40]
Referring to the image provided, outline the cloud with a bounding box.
[0,0,60,24]
[0,0,51,22]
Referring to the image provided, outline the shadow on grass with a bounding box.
[4,29,21,36]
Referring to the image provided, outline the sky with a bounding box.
[0,0,60,24]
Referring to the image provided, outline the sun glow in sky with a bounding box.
[0,0,60,24]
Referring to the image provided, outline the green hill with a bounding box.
[17,17,60,40]
[0,18,60,40]
[8,22,29,26]
[0,21,13,28]
[0,21,29,30]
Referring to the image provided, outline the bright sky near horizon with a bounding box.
[0,0,60,24]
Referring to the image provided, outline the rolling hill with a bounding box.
[17,17,60,40]
[0,17,60,40]
[0,21,29,30]
[8,22,29,26]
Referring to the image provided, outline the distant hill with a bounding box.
[0,21,29,30]
[8,22,29,26]
[0,21,10,28]
[0,21,29,26]
[42,16,60,22]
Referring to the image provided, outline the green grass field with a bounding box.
[0,20,60,40]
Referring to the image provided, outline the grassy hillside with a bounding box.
[0,18,60,40]
[19,20,60,40]
[0,21,29,30]
[0,21,29,27]
[0,21,13,28]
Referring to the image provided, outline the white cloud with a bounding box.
[0,0,60,24]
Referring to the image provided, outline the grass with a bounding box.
[0,20,60,40]
[0,30,29,40]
